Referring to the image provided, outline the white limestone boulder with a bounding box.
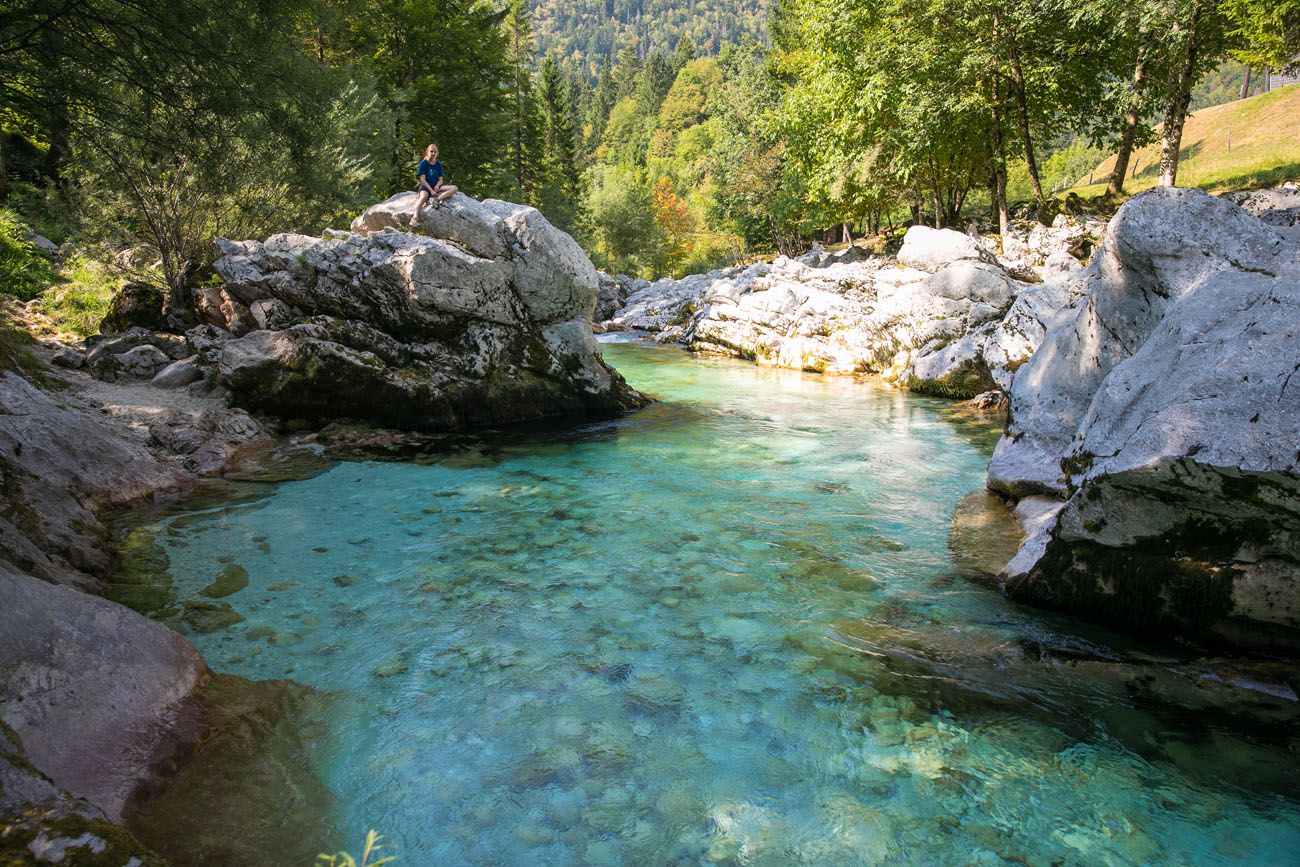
[351,191,510,260]
[898,225,994,273]
[988,187,1300,651]
[212,195,645,431]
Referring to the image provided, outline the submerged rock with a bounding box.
[989,188,1300,651]
[210,192,646,432]
[182,599,246,634]
[199,563,250,598]
[130,675,337,867]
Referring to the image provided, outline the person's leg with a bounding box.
[436,184,458,202]
[410,190,431,226]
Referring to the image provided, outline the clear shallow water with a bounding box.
[141,340,1299,865]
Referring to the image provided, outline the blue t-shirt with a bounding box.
[417,158,444,190]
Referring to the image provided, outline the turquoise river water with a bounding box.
[135,338,1299,865]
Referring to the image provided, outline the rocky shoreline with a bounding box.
[2,187,1298,861]
[598,186,1300,652]
[989,188,1300,652]
[598,211,1102,398]
[0,192,645,861]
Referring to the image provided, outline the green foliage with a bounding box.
[584,163,664,274]
[1224,0,1300,68]
[529,0,769,71]
[0,208,55,300]
[1191,61,1263,109]
[504,0,545,203]
[1042,141,1111,192]
[537,54,585,230]
[36,255,123,337]
[316,829,397,867]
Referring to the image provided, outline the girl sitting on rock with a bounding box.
[410,143,459,226]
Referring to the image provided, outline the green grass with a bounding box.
[1070,85,1300,197]
[36,255,122,338]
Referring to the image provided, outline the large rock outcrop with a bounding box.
[988,188,1300,652]
[607,226,1086,397]
[0,367,216,856]
[0,372,185,590]
[0,562,207,822]
[208,192,645,431]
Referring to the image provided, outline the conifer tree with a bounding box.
[538,53,584,229]
[504,0,544,203]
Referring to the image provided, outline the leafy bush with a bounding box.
[36,255,124,337]
[0,208,56,301]
[1043,141,1110,193]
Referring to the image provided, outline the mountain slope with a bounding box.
[531,0,769,69]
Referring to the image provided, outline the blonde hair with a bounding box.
[425,143,439,159]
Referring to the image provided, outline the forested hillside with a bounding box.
[531,0,768,71]
[1,0,1296,330]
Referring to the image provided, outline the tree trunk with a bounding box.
[1239,65,1252,99]
[1109,46,1149,196]
[990,83,1011,237]
[1158,2,1207,188]
[989,172,1000,232]
[997,14,1045,214]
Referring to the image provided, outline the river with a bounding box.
[126,337,1300,865]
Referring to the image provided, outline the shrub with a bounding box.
[0,208,56,301]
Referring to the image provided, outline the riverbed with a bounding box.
[127,338,1300,865]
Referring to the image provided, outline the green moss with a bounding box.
[669,301,698,326]
[905,358,998,400]
[1060,450,1096,480]
[105,526,176,617]
[1003,356,1030,375]
[0,808,171,866]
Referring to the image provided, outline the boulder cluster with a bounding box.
[206,193,645,430]
[52,192,646,436]
[989,188,1300,651]
[601,215,1101,399]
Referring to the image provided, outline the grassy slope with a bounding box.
[1071,85,1300,197]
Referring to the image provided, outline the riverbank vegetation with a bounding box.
[1,0,1297,308]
